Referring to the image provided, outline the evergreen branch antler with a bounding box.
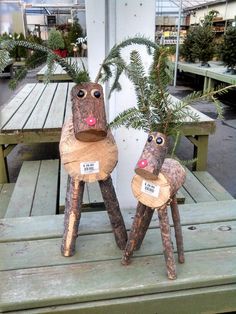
[95,36,159,94]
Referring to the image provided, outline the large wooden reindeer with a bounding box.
[122,131,186,280]
[60,82,127,257]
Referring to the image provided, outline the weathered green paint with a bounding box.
[5,284,236,314]
[178,61,236,87]
[31,160,59,216]
[3,84,46,131]
[0,183,15,218]
[24,83,58,130]
[44,83,68,129]
[1,247,236,312]
[1,220,236,271]
[1,200,236,243]
[183,168,215,202]
[193,171,234,201]
[5,161,41,218]
[0,145,8,183]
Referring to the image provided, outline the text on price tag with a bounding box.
[80,161,99,174]
[141,180,160,197]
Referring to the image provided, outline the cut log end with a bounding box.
[135,168,159,181]
[75,129,107,142]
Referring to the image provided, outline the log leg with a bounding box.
[122,202,153,265]
[170,195,185,264]
[158,205,177,280]
[61,176,85,257]
[99,176,127,250]
[135,203,154,250]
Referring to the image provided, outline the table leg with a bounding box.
[193,135,209,171]
[0,145,9,184]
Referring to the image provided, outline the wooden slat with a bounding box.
[24,83,58,130]
[3,84,46,131]
[1,200,236,242]
[183,168,216,202]
[44,83,68,129]
[0,183,15,218]
[5,161,41,218]
[11,284,236,314]
[87,182,103,203]
[31,160,59,216]
[0,84,36,129]
[1,220,236,271]
[178,186,195,204]
[193,171,234,201]
[1,247,236,312]
[64,82,75,122]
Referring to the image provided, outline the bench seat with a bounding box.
[1,199,236,313]
[4,160,59,218]
[3,159,234,219]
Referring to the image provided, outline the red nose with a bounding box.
[138,159,148,168]
[85,116,97,126]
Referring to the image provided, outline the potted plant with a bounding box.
[220,26,236,74]
[47,28,67,58]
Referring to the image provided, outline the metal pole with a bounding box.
[173,0,183,87]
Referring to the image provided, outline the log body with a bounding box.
[71,83,107,142]
[60,119,118,182]
[132,158,186,208]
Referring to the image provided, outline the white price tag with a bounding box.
[141,180,160,197]
[80,161,99,174]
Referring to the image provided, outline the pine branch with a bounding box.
[0,50,11,72]
[95,36,158,89]
[0,40,90,86]
[110,107,149,132]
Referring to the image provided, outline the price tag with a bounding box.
[80,161,99,174]
[141,180,160,197]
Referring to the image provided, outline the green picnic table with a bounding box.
[1,199,236,313]
[36,57,88,81]
[0,82,215,184]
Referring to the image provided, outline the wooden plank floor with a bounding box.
[1,199,236,313]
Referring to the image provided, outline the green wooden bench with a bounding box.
[4,160,59,218]
[1,199,236,313]
[2,159,233,219]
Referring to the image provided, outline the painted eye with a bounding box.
[147,135,153,142]
[156,137,164,145]
[93,90,101,98]
[77,89,86,98]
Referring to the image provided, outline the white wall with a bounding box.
[85,0,156,209]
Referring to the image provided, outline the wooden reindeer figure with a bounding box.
[60,82,127,257]
[122,131,186,279]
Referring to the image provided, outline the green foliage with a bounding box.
[180,28,196,63]
[0,50,11,72]
[181,12,216,65]
[8,67,27,90]
[192,25,215,65]
[65,21,84,55]
[110,44,232,136]
[220,26,236,72]
[0,39,89,87]
[96,35,159,94]
[47,28,65,50]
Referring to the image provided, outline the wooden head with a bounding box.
[135,132,168,180]
[71,83,108,142]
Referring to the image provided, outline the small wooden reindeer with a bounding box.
[122,131,186,280]
[60,82,127,256]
